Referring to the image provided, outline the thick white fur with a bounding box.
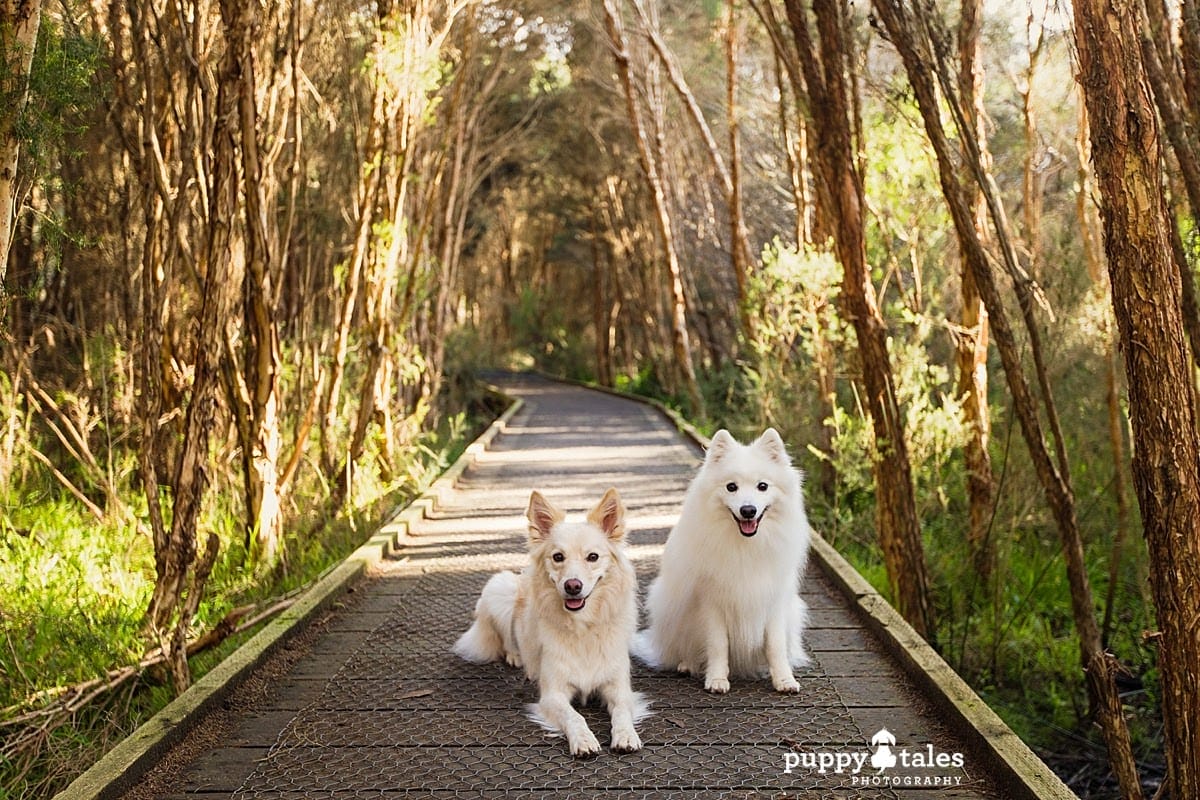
[634,428,812,694]
[453,488,647,757]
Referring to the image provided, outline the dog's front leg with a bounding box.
[764,609,800,693]
[537,689,601,758]
[702,608,731,694]
[603,672,643,753]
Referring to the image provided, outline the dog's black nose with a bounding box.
[564,579,583,596]
[739,504,758,519]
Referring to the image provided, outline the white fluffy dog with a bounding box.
[634,428,812,693]
[453,488,646,757]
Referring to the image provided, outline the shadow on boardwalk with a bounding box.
[120,374,1004,799]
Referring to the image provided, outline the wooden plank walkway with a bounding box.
[113,374,1031,799]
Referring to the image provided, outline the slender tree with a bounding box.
[955,0,994,579]
[1018,14,1047,279]
[781,0,934,638]
[0,0,42,295]
[1074,1,1200,797]
[630,0,754,343]
[143,0,245,690]
[724,0,752,340]
[603,0,705,417]
[220,0,285,565]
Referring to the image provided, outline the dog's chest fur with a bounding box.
[516,560,638,695]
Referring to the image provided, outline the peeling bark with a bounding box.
[1074,1,1200,796]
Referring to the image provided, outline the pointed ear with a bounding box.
[754,427,790,464]
[587,487,626,542]
[526,491,565,542]
[706,430,737,464]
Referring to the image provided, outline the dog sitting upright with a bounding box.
[634,429,812,694]
[453,488,646,757]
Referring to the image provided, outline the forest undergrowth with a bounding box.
[0,380,499,798]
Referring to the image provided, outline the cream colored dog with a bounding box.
[453,488,646,757]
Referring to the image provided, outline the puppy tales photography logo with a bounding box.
[783,728,968,788]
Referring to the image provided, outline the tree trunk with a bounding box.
[956,0,994,580]
[1183,0,1200,112]
[870,1,1142,794]
[220,0,284,566]
[0,0,42,293]
[603,0,704,419]
[1019,20,1046,280]
[1074,2,1200,797]
[782,0,934,639]
[146,42,242,692]
[1136,2,1200,367]
[724,0,752,341]
[590,212,615,387]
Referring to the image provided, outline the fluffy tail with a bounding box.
[452,619,504,664]
[630,629,664,669]
[627,691,654,724]
[452,571,518,664]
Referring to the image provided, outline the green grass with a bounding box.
[1,496,152,704]
[0,402,488,798]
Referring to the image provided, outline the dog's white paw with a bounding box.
[505,652,523,669]
[704,676,731,694]
[568,728,602,758]
[610,726,642,753]
[773,674,800,694]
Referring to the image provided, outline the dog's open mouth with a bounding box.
[564,597,587,611]
[732,507,768,537]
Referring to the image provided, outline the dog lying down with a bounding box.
[453,488,647,757]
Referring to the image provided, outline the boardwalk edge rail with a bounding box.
[560,372,1078,800]
[55,392,525,800]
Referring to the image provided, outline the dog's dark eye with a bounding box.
[726,482,738,492]
[552,553,565,563]
[757,481,768,491]
[586,553,599,562]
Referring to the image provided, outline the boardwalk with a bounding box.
[117,375,1017,799]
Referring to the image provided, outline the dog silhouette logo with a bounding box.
[870,728,898,772]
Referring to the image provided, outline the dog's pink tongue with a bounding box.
[565,597,586,611]
[739,519,759,536]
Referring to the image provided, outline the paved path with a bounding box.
[122,375,1004,799]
